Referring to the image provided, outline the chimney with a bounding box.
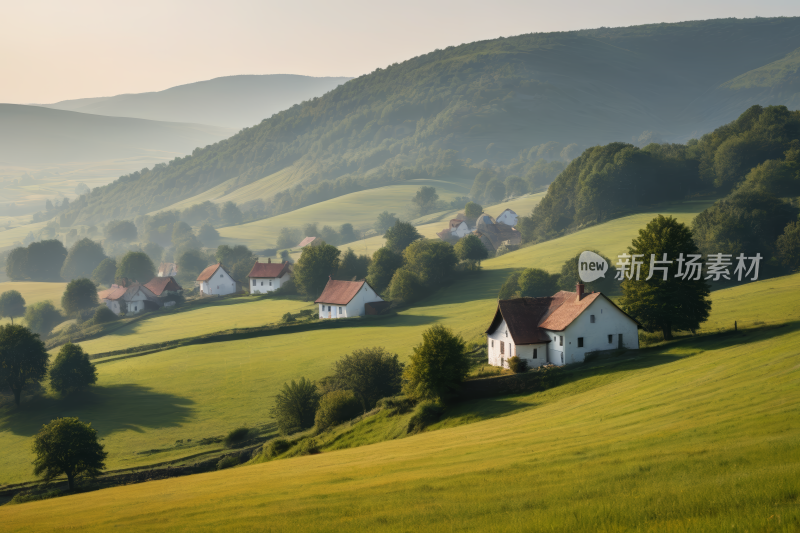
[267,257,271,263]
[576,283,584,301]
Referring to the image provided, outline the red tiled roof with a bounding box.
[97,285,128,301]
[315,279,370,305]
[144,276,182,296]
[486,290,636,344]
[248,260,290,279]
[197,263,230,282]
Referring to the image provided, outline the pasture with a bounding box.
[0,281,67,326]
[2,303,798,531]
[0,199,755,484]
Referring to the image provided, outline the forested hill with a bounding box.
[63,17,800,225]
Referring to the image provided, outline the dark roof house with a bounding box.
[144,276,182,297]
[248,259,291,279]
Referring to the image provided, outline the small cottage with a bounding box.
[485,284,640,368]
[315,279,385,319]
[197,263,238,296]
[98,283,159,316]
[144,276,183,298]
[247,258,291,294]
[496,209,518,227]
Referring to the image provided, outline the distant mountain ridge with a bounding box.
[61,17,800,225]
[41,74,353,129]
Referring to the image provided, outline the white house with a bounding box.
[315,279,387,319]
[247,259,291,294]
[97,283,159,316]
[486,284,640,369]
[496,209,518,227]
[197,263,238,296]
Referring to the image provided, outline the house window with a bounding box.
[328,306,331,312]
[491,340,494,347]
[559,336,563,346]
[338,306,342,313]
[220,274,223,278]
[269,281,272,286]
[590,315,595,323]
[500,341,504,354]
[578,337,584,348]
[608,334,613,344]
[533,348,537,359]
[252,279,256,286]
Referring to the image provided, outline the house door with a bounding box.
[618,334,623,349]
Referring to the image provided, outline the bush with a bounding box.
[270,377,320,435]
[223,427,252,448]
[314,390,362,431]
[90,306,115,325]
[217,455,240,470]
[375,395,416,415]
[403,325,470,401]
[406,400,444,434]
[281,312,296,323]
[295,437,319,456]
[507,356,528,373]
[331,347,404,410]
[262,438,291,459]
[24,301,63,337]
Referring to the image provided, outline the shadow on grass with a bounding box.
[0,383,195,438]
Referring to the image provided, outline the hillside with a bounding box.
[0,198,712,483]
[2,279,798,530]
[60,17,800,225]
[41,75,353,130]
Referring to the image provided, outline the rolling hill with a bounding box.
[58,17,800,226]
[41,75,353,130]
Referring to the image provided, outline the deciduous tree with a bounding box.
[270,378,320,435]
[60,238,106,281]
[61,278,99,316]
[0,324,49,406]
[454,234,489,265]
[91,258,117,287]
[49,344,97,395]
[24,301,63,338]
[403,325,469,401]
[32,417,107,490]
[116,251,155,283]
[367,248,404,293]
[331,347,404,410]
[0,290,26,324]
[293,243,340,298]
[383,220,422,253]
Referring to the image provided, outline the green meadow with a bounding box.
[2,302,798,531]
[0,281,67,326]
[216,179,472,250]
[0,198,748,484]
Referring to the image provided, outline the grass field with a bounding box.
[75,296,315,355]
[0,282,67,326]
[2,300,798,530]
[0,198,743,485]
[216,179,472,250]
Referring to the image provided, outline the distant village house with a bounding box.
[98,283,159,316]
[437,209,521,252]
[315,279,388,319]
[197,263,238,296]
[247,258,291,294]
[486,284,640,368]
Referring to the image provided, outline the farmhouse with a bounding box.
[98,283,159,316]
[496,208,518,226]
[144,276,183,298]
[247,258,291,294]
[486,284,640,368]
[436,209,521,251]
[315,279,387,319]
[197,263,238,296]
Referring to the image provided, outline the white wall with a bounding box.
[250,272,290,294]
[201,268,237,296]
[452,222,471,238]
[497,210,518,226]
[552,296,639,365]
[318,283,383,319]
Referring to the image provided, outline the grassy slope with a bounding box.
[2,306,798,530]
[216,178,472,250]
[75,297,314,355]
[0,282,67,326]
[0,200,715,483]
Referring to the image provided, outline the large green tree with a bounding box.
[91,258,117,287]
[383,220,422,253]
[0,290,26,324]
[32,417,107,490]
[620,215,712,339]
[24,301,63,338]
[464,201,483,220]
[375,211,398,234]
[331,347,404,410]
[60,238,107,281]
[293,243,341,298]
[49,344,98,395]
[5,247,28,280]
[26,240,68,281]
[270,378,320,435]
[777,221,800,271]
[104,220,137,242]
[61,278,99,316]
[403,325,469,401]
[366,248,404,293]
[401,239,458,287]
[336,248,370,281]
[116,251,156,283]
[454,234,489,265]
[0,324,50,406]
[518,268,560,297]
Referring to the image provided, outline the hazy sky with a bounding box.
[3,0,800,104]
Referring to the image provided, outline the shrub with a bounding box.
[314,390,362,431]
[262,438,291,459]
[270,377,320,435]
[403,324,470,401]
[295,437,319,456]
[281,312,296,323]
[507,356,528,373]
[375,395,416,415]
[24,301,63,338]
[331,347,404,410]
[406,400,444,434]
[217,455,240,470]
[223,427,251,448]
[49,344,98,394]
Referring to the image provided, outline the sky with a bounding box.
[3,0,800,104]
